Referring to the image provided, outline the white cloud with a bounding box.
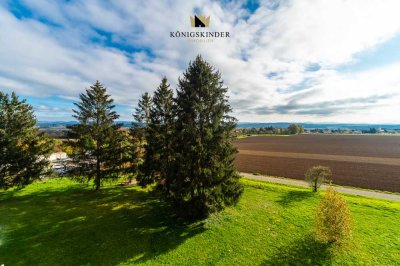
[0,0,400,123]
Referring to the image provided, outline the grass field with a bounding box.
[1,178,399,265]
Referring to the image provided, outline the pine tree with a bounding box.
[168,55,243,218]
[131,92,153,185]
[0,91,53,189]
[70,81,127,190]
[138,78,175,187]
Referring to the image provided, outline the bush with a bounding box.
[315,186,352,244]
[305,165,332,192]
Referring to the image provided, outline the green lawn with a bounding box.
[1,178,399,265]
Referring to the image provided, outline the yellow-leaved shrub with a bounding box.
[315,186,352,244]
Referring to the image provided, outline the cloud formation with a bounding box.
[0,0,400,123]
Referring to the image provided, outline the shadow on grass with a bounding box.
[261,234,332,266]
[277,190,315,206]
[0,181,205,265]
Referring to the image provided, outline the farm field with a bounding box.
[1,178,399,265]
[234,135,400,192]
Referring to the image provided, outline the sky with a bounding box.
[0,0,400,123]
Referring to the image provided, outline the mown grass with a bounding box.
[1,178,399,265]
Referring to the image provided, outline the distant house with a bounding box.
[49,152,68,162]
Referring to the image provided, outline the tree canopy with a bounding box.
[0,91,53,189]
[70,81,130,190]
[135,56,243,218]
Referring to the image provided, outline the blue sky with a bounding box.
[0,0,400,123]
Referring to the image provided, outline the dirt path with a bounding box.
[241,172,400,201]
[238,150,400,166]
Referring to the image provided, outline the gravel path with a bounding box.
[241,172,400,201]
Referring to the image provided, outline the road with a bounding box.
[241,172,400,201]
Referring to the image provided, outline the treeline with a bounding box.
[237,124,304,135]
[0,55,242,219]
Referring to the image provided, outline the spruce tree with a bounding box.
[0,91,53,189]
[132,92,152,138]
[168,55,243,218]
[70,81,126,190]
[131,92,153,185]
[137,78,175,187]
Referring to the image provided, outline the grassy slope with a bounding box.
[1,178,399,265]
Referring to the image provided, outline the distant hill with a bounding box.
[37,121,400,131]
[236,122,400,130]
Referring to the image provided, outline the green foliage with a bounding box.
[288,123,304,134]
[69,81,131,190]
[132,92,152,139]
[316,186,352,244]
[133,56,243,219]
[0,91,53,189]
[167,55,243,218]
[131,92,153,183]
[137,78,175,186]
[1,178,399,265]
[305,165,332,192]
[237,124,304,136]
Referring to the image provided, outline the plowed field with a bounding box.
[234,135,400,192]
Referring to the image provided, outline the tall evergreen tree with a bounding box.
[70,81,127,190]
[131,92,153,184]
[168,55,243,218]
[0,91,53,189]
[136,78,175,187]
[132,92,152,138]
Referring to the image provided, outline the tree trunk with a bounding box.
[95,155,101,191]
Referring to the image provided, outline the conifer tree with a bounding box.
[168,55,243,218]
[131,92,153,185]
[137,78,175,187]
[132,92,152,139]
[0,91,53,189]
[70,81,127,190]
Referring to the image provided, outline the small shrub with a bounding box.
[305,165,332,192]
[315,186,352,244]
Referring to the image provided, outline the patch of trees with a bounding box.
[287,124,304,135]
[238,123,304,136]
[66,56,242,218]
[133,56,242,218]
[1,56,241,218]
[362,128,379,134]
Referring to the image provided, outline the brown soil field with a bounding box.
[234,135,400,192]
